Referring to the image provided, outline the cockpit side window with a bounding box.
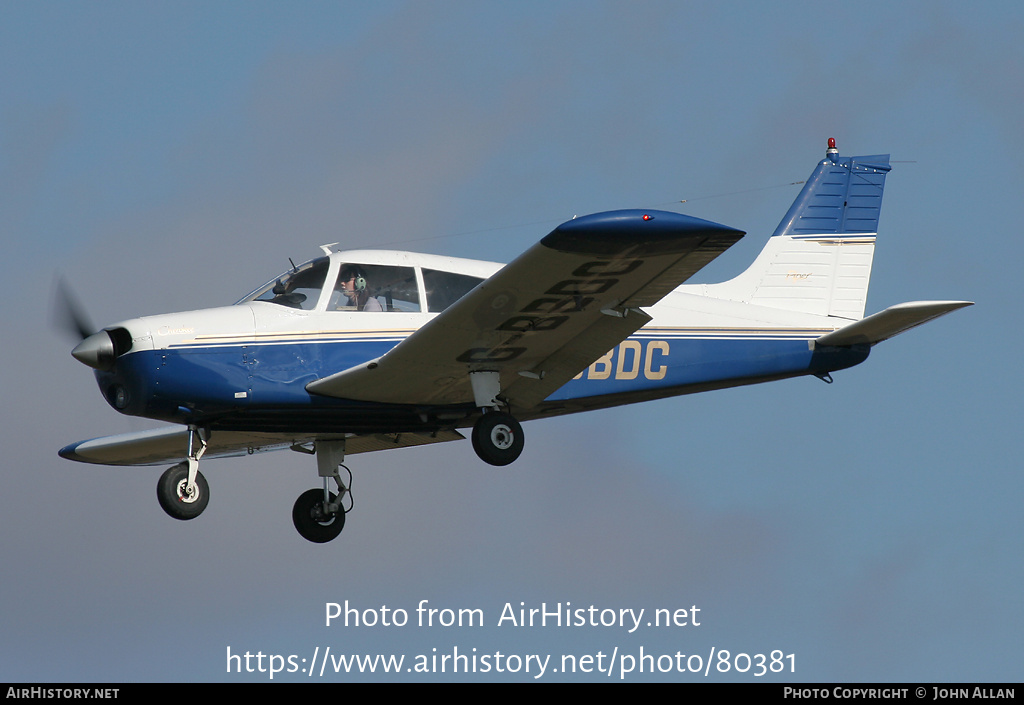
[329,264,420,312]
[243,257,330,310]
[422,269,485,312]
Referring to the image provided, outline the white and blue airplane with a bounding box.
[60,140,972,542]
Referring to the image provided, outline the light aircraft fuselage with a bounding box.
[83,248,869,435]
[60,141,972,542]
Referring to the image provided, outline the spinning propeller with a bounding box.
[53,276,125,371]
[54,276,96,342]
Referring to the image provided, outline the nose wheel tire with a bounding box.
[292,489,346,543]
[157,462,210,520]
[471,412,524,466]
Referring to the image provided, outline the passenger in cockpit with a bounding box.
[338,266,383,312]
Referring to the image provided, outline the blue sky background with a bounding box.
[1,1,1019,682]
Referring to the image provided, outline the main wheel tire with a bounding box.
[157,462,210,520]
[471,412,524,466]
[292,489,346,543]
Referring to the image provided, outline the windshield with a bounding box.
[236,257,330,310]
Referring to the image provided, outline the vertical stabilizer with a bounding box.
[698,140,891,320]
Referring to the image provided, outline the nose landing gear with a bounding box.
[156,461,209,520]
[156,426,210,521]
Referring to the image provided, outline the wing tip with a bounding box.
[542,209,743,256]
[58,442,82,462]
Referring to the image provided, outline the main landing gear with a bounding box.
[468,370,525,467]
[471,411,524,466]
[152,383,524,540]
[152,428,353,542]
[153,428,353,543]
[291,439,351,543]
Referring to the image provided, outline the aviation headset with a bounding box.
[343,268,367,292]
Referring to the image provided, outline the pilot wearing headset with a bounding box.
[338,265,383,312]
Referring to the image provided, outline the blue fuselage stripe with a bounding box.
[97,332,865,425]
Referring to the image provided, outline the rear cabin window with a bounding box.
[422,269,485,313]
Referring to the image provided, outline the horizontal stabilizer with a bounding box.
[814,301,973,347]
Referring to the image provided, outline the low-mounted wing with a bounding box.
[59,426,464,467]
[307,209,744,410]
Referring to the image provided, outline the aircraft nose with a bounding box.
[71,331,116,371]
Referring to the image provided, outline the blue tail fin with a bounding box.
[773,141,891,237]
